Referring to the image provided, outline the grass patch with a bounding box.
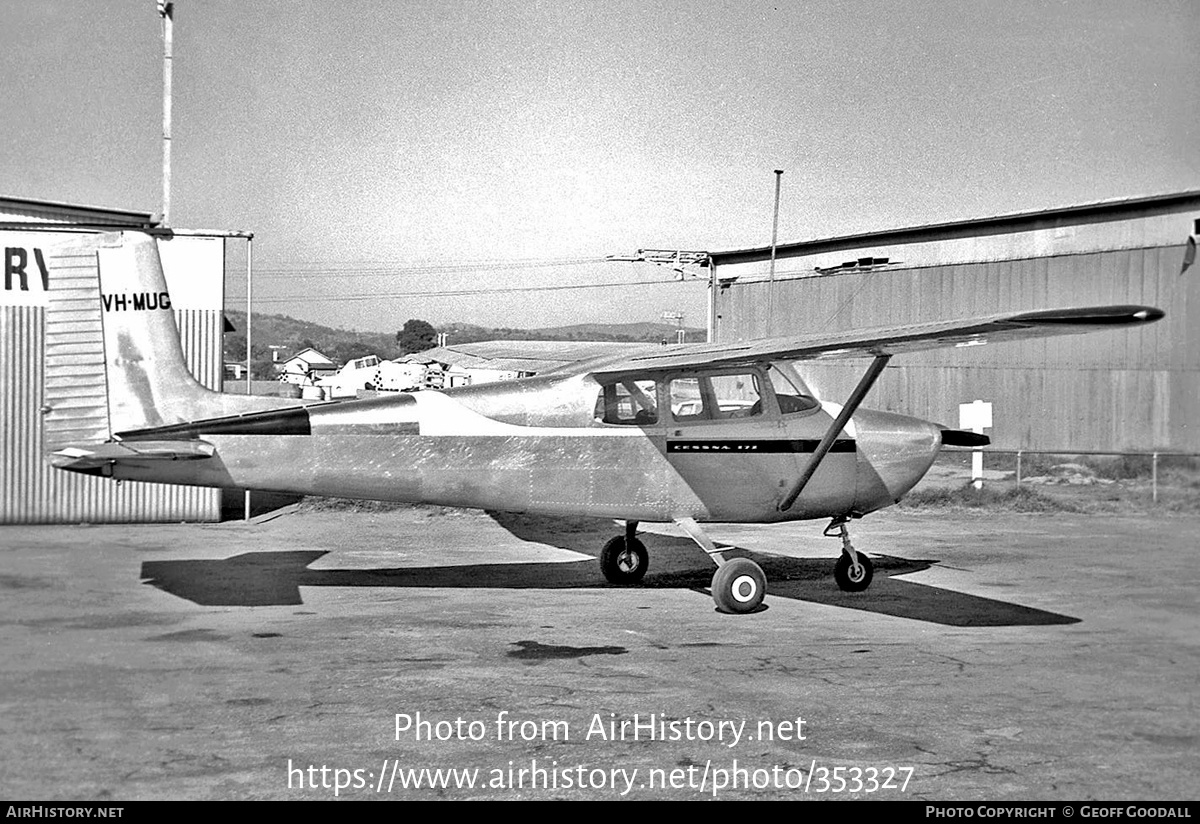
[957,452,1200,481]
[900,484,1084,513]
[297,496,415,513]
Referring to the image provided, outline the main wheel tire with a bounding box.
[834,552,874,592]
[600,536,649,584]
[711,558,767,614]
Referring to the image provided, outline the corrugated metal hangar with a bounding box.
[1,196,229,523]
[709,191,1199,453]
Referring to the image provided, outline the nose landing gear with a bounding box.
[598,517,873,612]
[826,517,873,592]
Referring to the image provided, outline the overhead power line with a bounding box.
[228,276,703,304]
[248,255,610,279]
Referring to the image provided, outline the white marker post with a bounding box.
[959,400,993,489]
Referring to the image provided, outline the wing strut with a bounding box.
[777,354,891,512]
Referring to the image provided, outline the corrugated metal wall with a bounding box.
[1,226,225,523]
[175,308,225,387]
[716,245,1196,452]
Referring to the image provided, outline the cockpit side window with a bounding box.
[768,363,820,414]
[669,377,706,420]
[594,379,658,425]
[708,373,764,418]
[670,372,766,421]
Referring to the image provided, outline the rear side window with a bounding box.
[595,379,658,425]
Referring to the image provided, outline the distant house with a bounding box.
[278,348,338,386]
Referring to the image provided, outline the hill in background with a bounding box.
[438,320,702,344]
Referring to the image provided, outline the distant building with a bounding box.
[708,190,1200,452]
[1,195,232,523]
[277,347,338,386]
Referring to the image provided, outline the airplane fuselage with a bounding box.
[99,368,943,524]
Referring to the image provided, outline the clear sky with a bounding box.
[2,1,1197,332]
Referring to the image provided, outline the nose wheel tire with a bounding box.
[600,536,649,584]
[834,552,874,592]
[711,558,767,614]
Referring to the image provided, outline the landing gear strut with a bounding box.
[677,517,767,614]
[826,517,873,592]
[600,521,648,585]
[598,517,872,609]
[711,558,767,613]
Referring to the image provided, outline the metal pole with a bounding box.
[767,170,783,337]
[707,262,716,343]
[246,236,253,394]
[1016,450,1023,488]
[244,235,253,522]
[159,2,174,226]
[1152,452,1158,504]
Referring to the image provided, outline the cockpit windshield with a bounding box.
[767,362,820,414]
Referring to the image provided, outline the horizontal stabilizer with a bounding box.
[51,440,216,473]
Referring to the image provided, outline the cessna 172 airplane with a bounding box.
[44,233,1164,613]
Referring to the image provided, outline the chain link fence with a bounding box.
[917,449,1200,508]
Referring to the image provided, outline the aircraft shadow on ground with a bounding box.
[138,513,1079,627]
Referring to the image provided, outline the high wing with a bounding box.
[586,305,1164,378]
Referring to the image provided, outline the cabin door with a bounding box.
[663,371,797,520]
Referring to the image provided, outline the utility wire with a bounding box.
[247,256,610,279]
[228,276,701,304]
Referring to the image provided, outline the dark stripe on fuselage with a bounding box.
[667,439,857,453]
[117,406,313,440]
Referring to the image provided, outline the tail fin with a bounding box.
[42,232,286,450]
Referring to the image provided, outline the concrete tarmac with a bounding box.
[1,505,1196,800]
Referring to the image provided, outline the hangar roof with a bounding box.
[710,189,1200,267]
[0,195,158,228]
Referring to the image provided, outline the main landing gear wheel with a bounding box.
[834,552,874,592]
[711,558,767,614]
[600,536,649,585]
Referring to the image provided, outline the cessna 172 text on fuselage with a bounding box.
[44,233,1164,613]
